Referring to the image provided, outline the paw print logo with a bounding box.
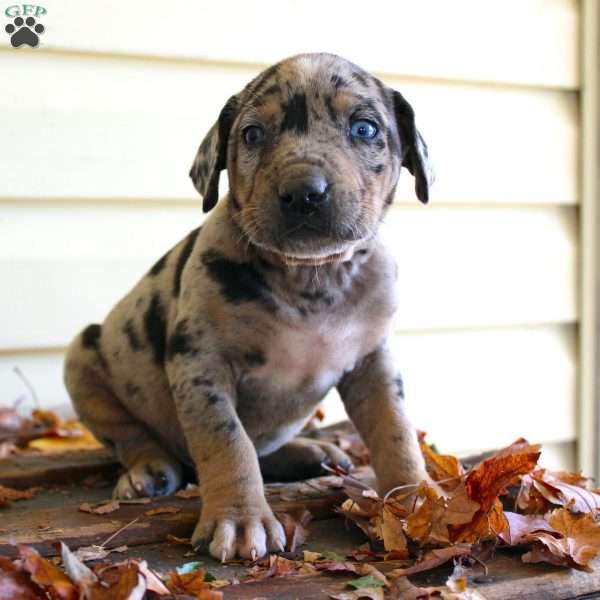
[5,16,44,48]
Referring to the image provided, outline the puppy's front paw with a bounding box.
[192,501,286,561]
[113,457,183,499]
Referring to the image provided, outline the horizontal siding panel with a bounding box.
[0,54,578,205]
[0,350,68,412]
[396,324,576,454]
[1,324,576,456]
[0,203,576,349]
[0,0,578,88]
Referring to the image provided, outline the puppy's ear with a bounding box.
[189,94,239,213]
[391,91,434,204]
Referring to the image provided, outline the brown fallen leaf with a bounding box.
[79,500,120,515]
[389,576,437,599]
[167,568,224,599]
[387,546,472,577]
[144,506,180,517]
[453,439,539,542]
[0,555,46,600]
[499,511,557,545]
[522,508,600,571]
[276,508,313,552]
[59,542,97,596]
[72,544,128,562]
[0,485,39,507]
[92,561,147,600]
[531,470,600,513]
[166,534,191,545]
[176,485,202,499]
[18,545,78,600]
[420,436,464,490]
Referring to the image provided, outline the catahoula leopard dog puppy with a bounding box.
[64,53,434,561]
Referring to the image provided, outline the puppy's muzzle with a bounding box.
[278,172,329,219]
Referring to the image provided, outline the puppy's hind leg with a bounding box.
[64,328,183,499]
[259,437,353,482]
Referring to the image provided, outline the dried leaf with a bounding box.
[59,542,97,590]
[499,512,557,545]
[420,438,464,488]
[136,560,171,595]
[388,546,472,577]
[522,508,600,571]
[72,544,128,562]
[532,471,600,513]
[18,545,78,600]
[0,556,46,600]
[378,504,409,552]
[167,567,224,598]
[92,562,146,600]
[175,485,202,499]
[79,500,120,515]
[389,576,438,600]
[276,508,312,552]
[144,506,180,517]
[0,485,38,508]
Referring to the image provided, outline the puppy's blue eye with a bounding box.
[350,120,378,139]
[243,125,265,145]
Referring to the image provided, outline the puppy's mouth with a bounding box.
[257,244,358,267]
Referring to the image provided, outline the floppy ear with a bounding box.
[189,94,239,213]
[391,91,434,204]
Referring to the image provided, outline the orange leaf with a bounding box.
[420,439,464,487]
[0,485,38,508]
[0,556,46,600]
[523,508,600,571]
[532,471,600,513]
[387,546,472,577]
[91,562,146,600]
[18,545,78,600]
[144,507,180,517]
[276,508,312,552]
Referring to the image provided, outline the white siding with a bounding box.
[0,0,581,464]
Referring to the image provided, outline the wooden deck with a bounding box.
[2,427,600,599]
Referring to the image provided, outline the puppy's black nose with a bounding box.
[279,175,329,215]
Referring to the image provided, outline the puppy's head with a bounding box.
[190,53,433,263]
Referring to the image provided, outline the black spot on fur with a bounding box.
[82,324,101,350]
[214,418,237,433]
[202,251,275,309]
[351,71,369,87]
[280,93,308,135]
[244,350,266,367]
[324,95,337,123]
[207,392,225,405]
[173,227,201,297]
[144,293,167,365]
[370,163,385,174]
[167,319,196,360]
[393,376,405,399]
[263,83,281,97]
[125,382,140,396]
[81,324,109,371]
[331,74,348,89]
[123,320,143,351]
[149,250,170,276]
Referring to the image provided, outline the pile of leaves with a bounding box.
[336,436,600,575]
[0,403,101,457]
[0,543,228,600]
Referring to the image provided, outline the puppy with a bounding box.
[64,52,434,561]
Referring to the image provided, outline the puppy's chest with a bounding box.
[244,311,387,394]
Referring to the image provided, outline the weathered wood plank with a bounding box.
[0,449,117,489]
[0,468,369,557]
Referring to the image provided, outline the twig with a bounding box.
[13,367,39,409]
[99,516,141,548]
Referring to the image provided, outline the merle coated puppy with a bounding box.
[64,52,434,561]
